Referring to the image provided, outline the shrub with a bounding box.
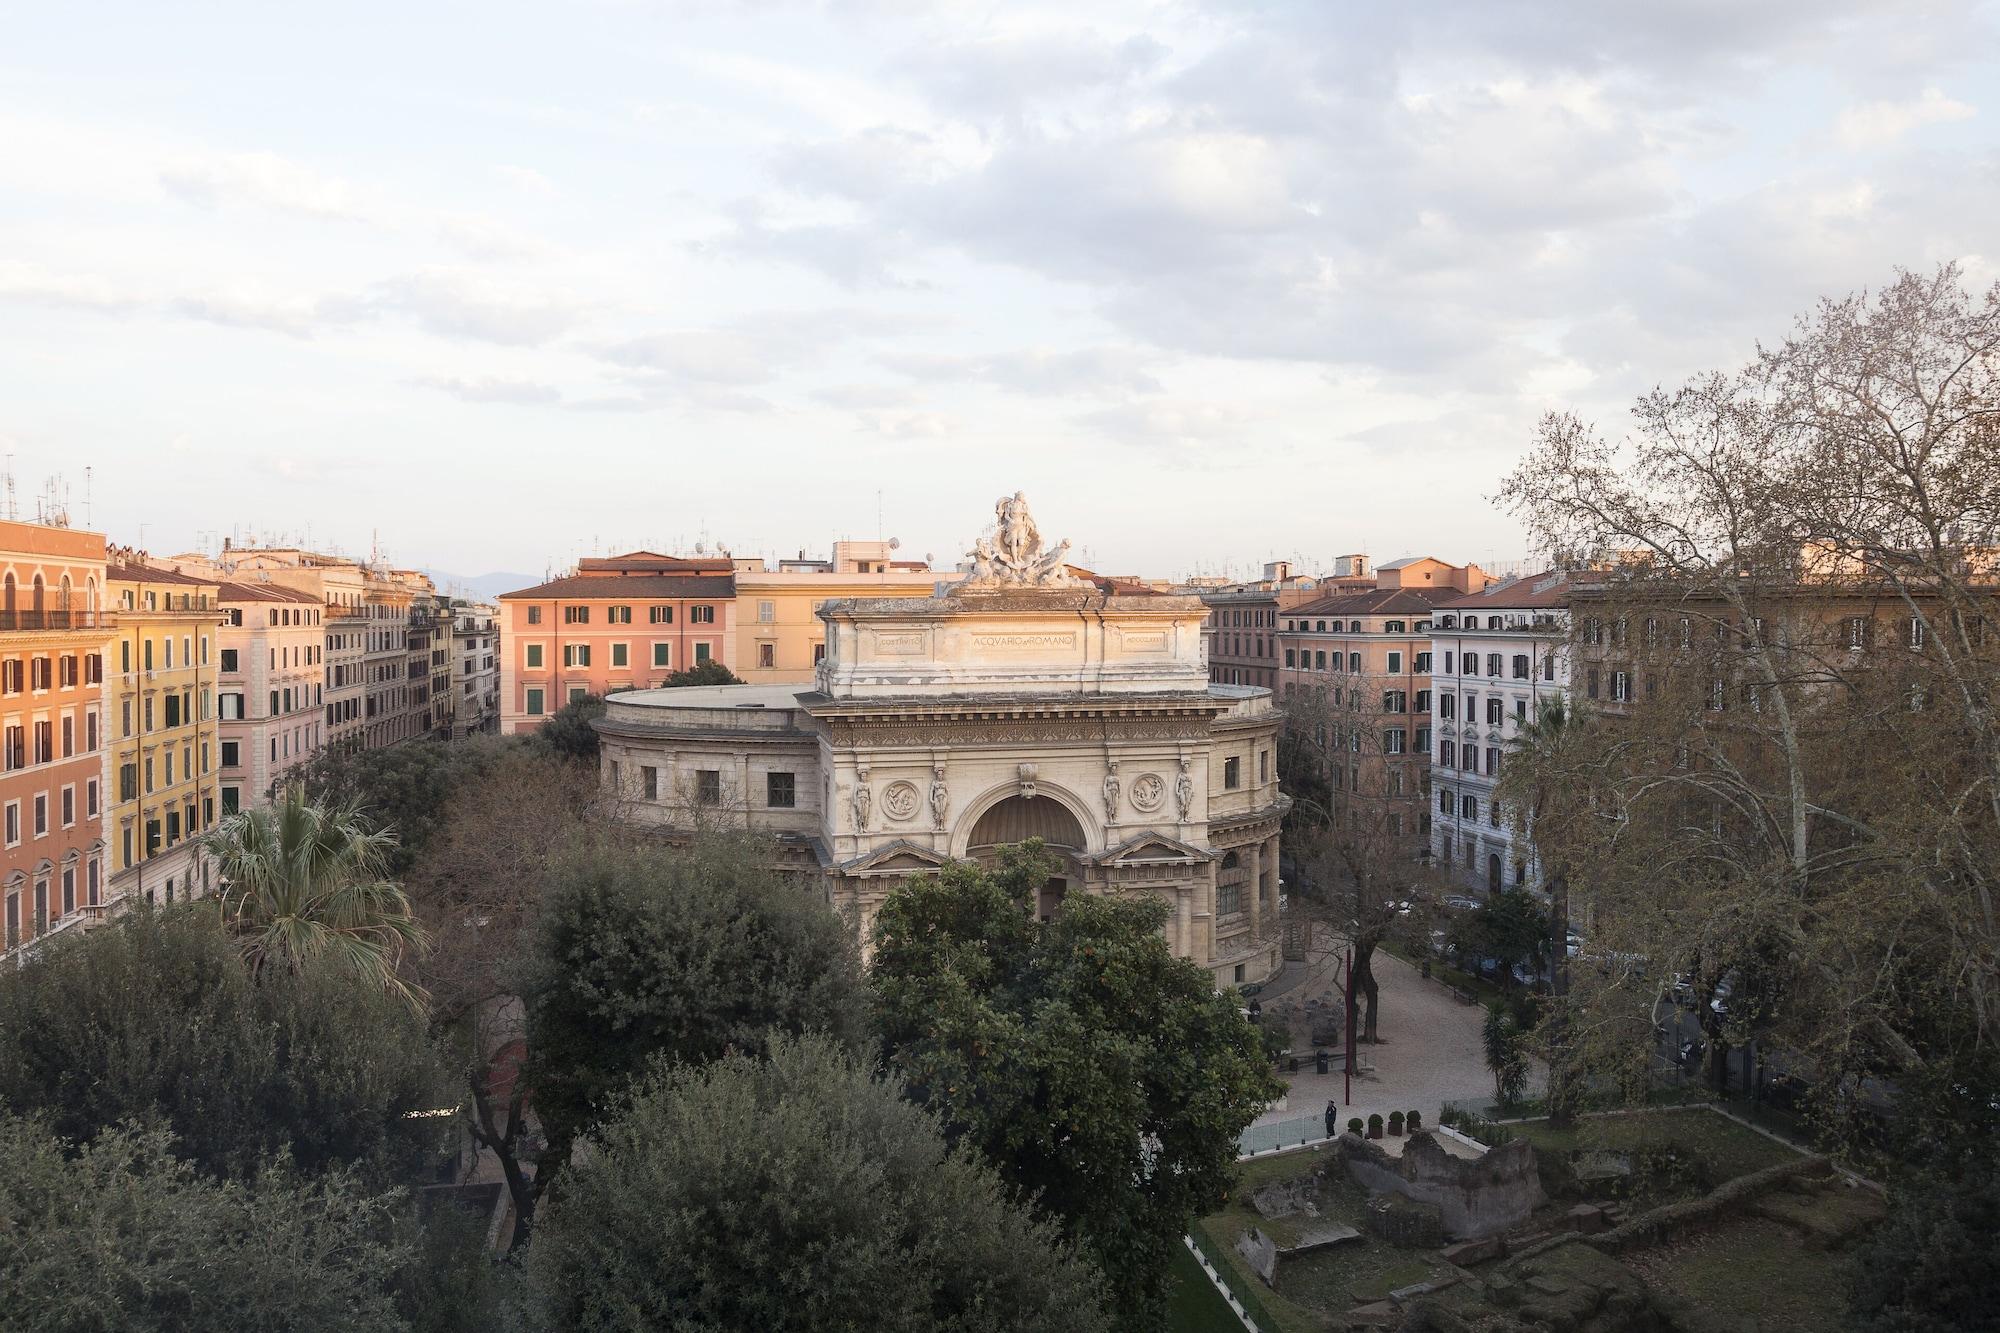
[1367,1114,1384,1139]
[1387,1111,1404,1136]
[1407,1109,1423,1131]
[1347,1117,1364,1135]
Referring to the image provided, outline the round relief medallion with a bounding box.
[882,780,922,821]
[1129,772,1167,812]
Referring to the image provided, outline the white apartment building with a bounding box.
[1427,570,1573,897]
[448,600,499,737]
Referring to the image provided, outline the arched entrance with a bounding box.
[967,794,1086,920]
[1487,853,1502,894]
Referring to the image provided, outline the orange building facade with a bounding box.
[499,554,739,734]
[1,519,112,954]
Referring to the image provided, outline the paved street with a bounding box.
[1250,945,1503,1130]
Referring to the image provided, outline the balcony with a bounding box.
[0,609,117,632]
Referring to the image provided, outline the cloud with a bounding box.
[881,346,1162,396]
[1836,86,1976,148]
[372,271,584,346]
[0,260,147,313]
[158,149,382,221]
[494,164,557,195]
[409,375,563,405]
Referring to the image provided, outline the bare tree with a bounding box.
[403,747,603,1246]
[1499,264,2000,1132]
[1278,676,1445,1042]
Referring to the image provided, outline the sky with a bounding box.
[3,0,1996,583]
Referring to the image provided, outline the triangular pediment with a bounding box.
[1091,831,1214,866]
[838,839,954,876]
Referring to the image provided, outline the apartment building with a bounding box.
[1427,571,1573,897]
[735,541,939,683]
[2,519,112,954]
[1201,558,1371,690]
[1276,557,1495,860]
[499,554,738,734]
[103,561,224,907]
[214,580,324,813]
[447,600,500,737]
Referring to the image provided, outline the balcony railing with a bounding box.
[0,609,117,632]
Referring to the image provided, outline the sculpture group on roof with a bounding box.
[961,492,1081,589]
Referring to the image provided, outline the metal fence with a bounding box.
[1238,1113,1335,1157]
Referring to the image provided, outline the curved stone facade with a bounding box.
[593,502,1288,987]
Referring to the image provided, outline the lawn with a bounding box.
[1509,1107,1800,1205]
[1166,1241,1246,1333]
[1626,1212,1852,1328]
[1191,1145,1450,1332]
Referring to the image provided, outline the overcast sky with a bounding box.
[3,1,1995,581]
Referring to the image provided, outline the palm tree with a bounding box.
[1500,692,1588,1123]
[208,785,428,1010]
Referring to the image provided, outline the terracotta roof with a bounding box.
[107,563,216,586]
[217,580,321,604]
[1284,587,1455,618]
[576,553,737,574]
[1066,565,1165,596]
[1435,570,1572,611]
[499,573,736,600]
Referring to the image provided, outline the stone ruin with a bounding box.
[1333,1130,1547,1240]
[1233,1162,1364,1287]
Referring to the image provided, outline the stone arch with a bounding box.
[950,781,1098,861]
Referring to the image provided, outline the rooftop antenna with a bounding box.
[3,453,13,521]
[83,466,93,528]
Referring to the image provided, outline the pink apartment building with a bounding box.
[1,519,111,953]
[214,581,325,812]
[499,554,738,734]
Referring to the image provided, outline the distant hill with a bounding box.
[422,570,540,600]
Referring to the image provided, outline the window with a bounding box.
[1486,697,1503,725]
[1216,883,1243,917]
[1909,615,1926,649]
[812,643,827,665]
[696,769,721,805]
[525,643,544,668]
[222,786,240,815]
[610,642,629,668]
[1486,746,1501,776]
[526,606,542,624]
[758,643,775,668]
[34,793,48,836]
[695,642,712,663]
[649,606,674,624]
[563,605,590,625]
[1387,651,1403,674]
[1383,728,1406,754]
[767,771,796,808]
[1414,689,1431,713]
[1438,693,1455,720]
[1259,750,1269,782]
[1462,794,1478,820]
[1223,756,1241,789]
[608,605,632,624]
[1586,669,1600,700]
[568,686,588,704]
[1384,620,1405,634]
[691,605,715,624]
[1284,648,1296,667]
[525,688,545,716]
[641,766,659,800]
[1382,689,1406,713]
[3,802,15,845]
[1347,653,1360,673]
[757,600,775,623]
[652,643,670,668]
[563,644,591,668]
[1611,670,1630,702]
[1415,651,1432,673]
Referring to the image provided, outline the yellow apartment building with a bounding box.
[104,560,225,906]
[735,541,942,683]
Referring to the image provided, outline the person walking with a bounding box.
[1324,1099,1339,1139]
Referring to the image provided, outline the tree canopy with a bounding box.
[0,906,448,1183]
[871,841,1280,1333]
[523,1034,1106,1333]
[0,1114,414,1333]
[295,735,519,873]
[523,836,870,1183]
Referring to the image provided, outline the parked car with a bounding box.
[1710,973,1737,1018]
[1670,973,1698,1005]
[1382,899,1413,916]
[1511,960,1551,988]
[1443,895,1481,912]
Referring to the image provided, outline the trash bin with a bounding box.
[1315,1049,1329,1075]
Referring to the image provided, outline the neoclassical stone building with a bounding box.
[593,497,1288,986]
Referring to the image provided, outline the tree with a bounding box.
[659,660,744,688]
[404,744,606,1246]
[1482,1001,1529,1108]
[210,783,428,1008]
[871,841,1281,1333]
[1848,1160,2000,1332]
[1276,685,1441,1043]
[523,836,869,1201]
[1453,887,1550,987]
[295,734,517,873]
[0,1114,414,1333]
[1499,264,2000,1135]
[522,1034,1106,1333]
[0,905,447,1184]
[531,693,607,762]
